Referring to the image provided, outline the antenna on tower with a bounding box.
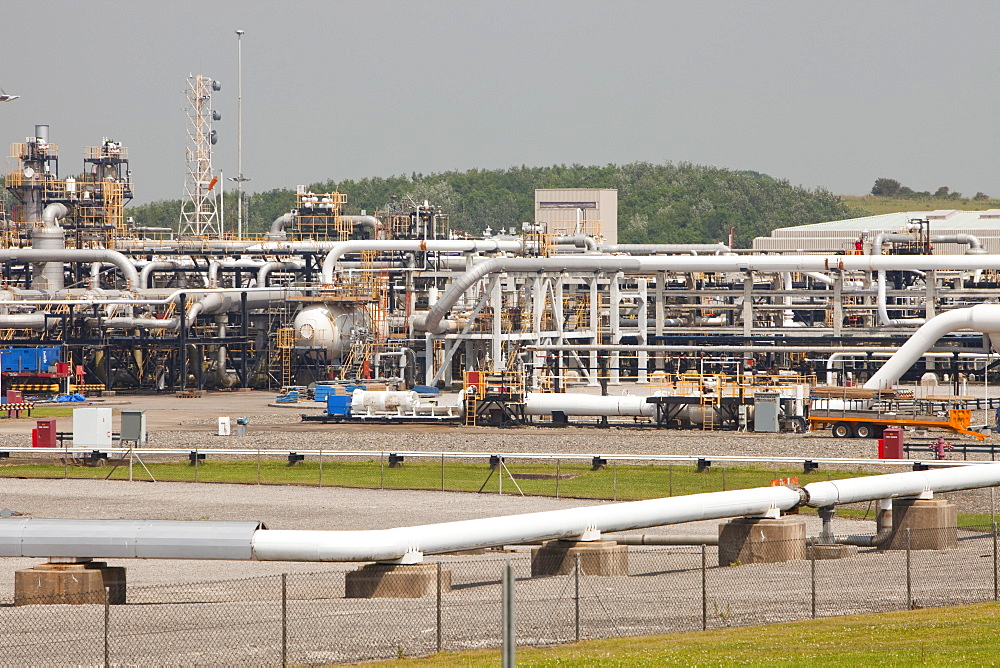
[178,74,222,237]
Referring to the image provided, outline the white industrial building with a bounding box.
[753,209,1000,254]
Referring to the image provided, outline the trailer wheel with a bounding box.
[832,422,851,438]
[853,423,878,439]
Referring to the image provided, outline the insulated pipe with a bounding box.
[257,260,302,286]
[596,243,732,255]
[554,234,598,252]
[0,313,57,330]
[522,392,656,417]
[7,466,1000,562]
[208,259,266,287]
[41,202,70,230]
[412,254,1000,334]
[140,261,188,289]
[865,305,1000,389]
[269,212,295,234]
[250,486,803,562]
[3,248,140,290]
[320,239,524,284]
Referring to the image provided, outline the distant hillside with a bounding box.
[841,194,1000,217]
[129,163,865,247]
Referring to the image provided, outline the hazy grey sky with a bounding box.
[3,1,998,205]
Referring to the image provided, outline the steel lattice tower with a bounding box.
[178,74,221,237]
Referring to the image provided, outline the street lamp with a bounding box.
[229,29,250,238]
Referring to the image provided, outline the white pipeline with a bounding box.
[865,305,1000,389]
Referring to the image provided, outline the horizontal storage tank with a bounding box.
[351,390,420,414]
[292,304,371,357]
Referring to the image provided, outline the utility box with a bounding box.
[72,407,113,449]
[33,418,57,448]
[753,392,781,433]
[5,390,22,405]
[327,395,351,418]
[120,409,146,444]
[881,427,904,459]
[218,416,231,436]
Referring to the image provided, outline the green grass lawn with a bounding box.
[368,601,1000,666]
[0,458,863,499]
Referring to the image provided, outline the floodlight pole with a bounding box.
[232,29,250,239]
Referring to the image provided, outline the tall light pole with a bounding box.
[230,29,250,238]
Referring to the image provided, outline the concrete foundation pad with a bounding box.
[530,540,628,577]
[884,498,958,550]
[718,517,806,566]
[809,544,858,560]
[345,563,451,599]
[15,562,126,606]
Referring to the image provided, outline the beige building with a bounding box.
[534,188,618,244]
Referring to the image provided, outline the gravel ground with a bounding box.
[2,389,1000,664]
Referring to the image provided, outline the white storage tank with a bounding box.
[351,390,420,415]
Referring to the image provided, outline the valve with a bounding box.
[928,437,954,460]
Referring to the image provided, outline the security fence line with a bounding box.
[3,448,993,506]
[2,526,998,666]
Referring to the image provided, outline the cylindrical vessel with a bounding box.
[351,390,419,414]
[292,304,372,357]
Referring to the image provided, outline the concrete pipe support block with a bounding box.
[345,563,452,599]
[884,498,958,551]
[718,517,807,566]
[15,562,126,606]
[530,540,629,577]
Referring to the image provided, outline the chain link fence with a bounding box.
[2,525,998,665]
[0,450,871,501]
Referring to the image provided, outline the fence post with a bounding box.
[669,464,673,497]
[281,573,288,667]
[555,459,561,498]
[810,544,816,619]
[993,522,998,602]
[574,553,581,643]
[104,586,110,668]
[613,464,618,501]
[64,441,69,479]
[721,466,726,491]
[436,562,443,653]
[380,451,385,490]
[440,453,445,491]
[194,448,199,483]
[318,449,323,488]
[502,562,515,668]
[256,448,261,485]
[906,528,912,610]
[701,544,707,631]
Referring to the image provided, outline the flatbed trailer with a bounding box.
[808,407,984,440]
[807,386,986,440]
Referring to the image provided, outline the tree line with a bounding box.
[108,163,867,247]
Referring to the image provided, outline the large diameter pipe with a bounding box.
[2,248,140,290]
[250,486,802,562]
[865,305,1000,389]
[523,392,655,417]
[320,239,524,284]
[804,465,1000,507]
[412,254,1000,334]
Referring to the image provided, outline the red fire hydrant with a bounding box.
[929,437,954,460]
